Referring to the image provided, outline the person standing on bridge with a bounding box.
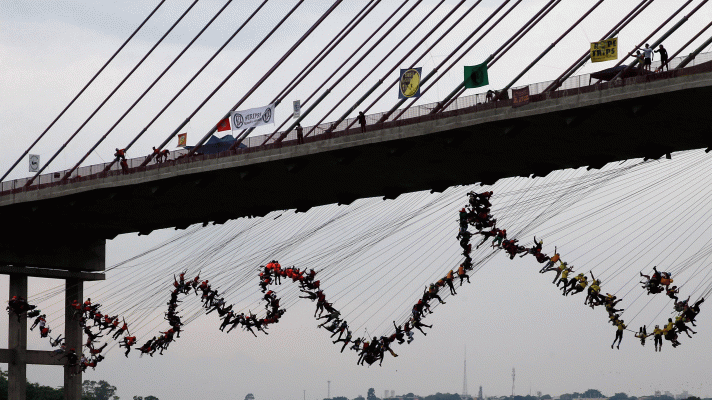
[296,124,304,144]
[643,44,654,72]
[655,44,669,72]
[357,111,367,133]
[635,51,645,75]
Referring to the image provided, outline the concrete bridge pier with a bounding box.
[0,238,105,400]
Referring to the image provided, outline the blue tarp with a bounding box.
[183,134,246,154]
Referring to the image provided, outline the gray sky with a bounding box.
[2,1,712,399]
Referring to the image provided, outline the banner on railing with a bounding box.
[591,37,618,63]
[230,103,275,130]
[399,67,422,99]
[177,133,187,147]
[512,86,530,108]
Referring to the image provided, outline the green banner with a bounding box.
[464,63,489,89]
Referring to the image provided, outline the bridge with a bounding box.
[1,64,711,244]
[4,0,712,398]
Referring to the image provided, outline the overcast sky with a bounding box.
[2,1,712,399]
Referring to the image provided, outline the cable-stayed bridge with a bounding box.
[3,0,712,398]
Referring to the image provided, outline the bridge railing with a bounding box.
[3,51,712,195]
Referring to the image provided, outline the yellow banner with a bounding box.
[590,37,618,62]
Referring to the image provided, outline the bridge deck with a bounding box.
[2,62,712,241]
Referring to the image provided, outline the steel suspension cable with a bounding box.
[388,0,525,122]
[438,0,567,111]
[25,0,199,186]
[104,0,268,172]
[247,0,410,148]
[541,0,654,93]
[61,0,234,181]
[186,0,345,157]
[666,19,712,63]
[269,0,427,144]
[232,0,382,147]
[299,0,457,139]
[139,0,308,166]
[0,0,166,183]
[611,0,706,81]
[340,0,484,132]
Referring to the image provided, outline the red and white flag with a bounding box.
[216,117,230,132]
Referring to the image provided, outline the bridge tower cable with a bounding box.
[0,0,166,183]
[137,0,313,166]
[103,0,269,172]
[373,0,520,125]
[187,0,345,157]
[540,0,655,93]
[337,0,485,133]
[677,32,712,69]
[297,0,463,140]
[249,0,410,148]
[255,0,430,146]
[611,0,709,81]
[387,0,541,122]
[61,0,236,182]
[666,20,712,63]
[230,0,382,146]
[610,0,693,70]
[448,0,612,108]
[24,0,200,187]
[390,0,560,121]
[436,0,569,111]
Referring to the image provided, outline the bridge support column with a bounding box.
[8,274,28,400]
[64,278,83,400]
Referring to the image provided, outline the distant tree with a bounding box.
[658,395,674,400]
[368,388,380,400]
[82,380,118,400]
[353,396,365,400]
[405,394,415,399]
[245,394,255,400]
[687,396,701,400]
[583,390,605,398]
[424,392,462,400]
[541,395,552,399]
[133,396,159,400]
[609,393,628,400]
[331,396,349,400]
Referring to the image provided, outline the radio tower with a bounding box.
[462,346,468,397]
[511,368,515,397]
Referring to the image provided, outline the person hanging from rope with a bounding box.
[112,319,129,340]
[425,284,446,305]
[539,247,559,273]
[227,312,245,334]
[653,325,663,352]
[88,343,107,356]
[585,276,603,308]
[641,266,662,294]
[331,321,349,340]
[521,236,544,258]
[666,285,680,302]
[445,270,457,295]
[403,321,415,344]
[674,315,696,338]
[357,339,370,365]
[393,322,406,344]
[379,335,398,366]
[457,263,470,286]
[635,326,648,346]
[549,261,568,285]
[604,295,624,316]
[556,265,573,289]
[411,315,432,336]
[611,319,625,349]
[30,314,46,331]
[682,297,704,326]
[564,273,588,297]
[475,228,498,249]
[492,229,507,248]
[663,318,681,348]
[333,329,353,353]
[49,334,64,348]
